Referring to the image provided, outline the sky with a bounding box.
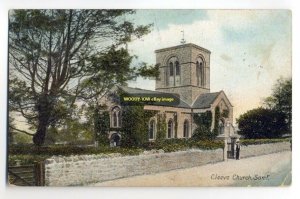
[126,10,292,123]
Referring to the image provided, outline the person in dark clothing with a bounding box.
[236,142,240,160]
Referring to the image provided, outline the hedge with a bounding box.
[141,139,223,152]
[9,138,290,165]
[9,144,142,156]
[240,138,290,146]
[8,139,224,165]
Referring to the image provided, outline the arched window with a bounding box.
[167,57,179,86]
[167,119,174,138]
[165,67,169,86]
[149,120,155,140]
[183,120,189,138]
[196,57,205,87]
[169,62,174,76]
[117,111,121,127]
[175,61,180,76]
[111,107,121,128]
[200,62,204,86]
[113,111,118,127]
[196,61,200,86]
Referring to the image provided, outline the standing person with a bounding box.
[236,141,241,160]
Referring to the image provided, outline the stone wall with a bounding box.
[44,142,291,186]
[240,141,291,158]
[44,149,223,186]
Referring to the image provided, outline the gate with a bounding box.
[227,142,235,159]
[8,162,45,186]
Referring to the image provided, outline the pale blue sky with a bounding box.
[128,10,208,30]
[127,10,292,122]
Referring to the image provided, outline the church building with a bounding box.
[100,43,235,145]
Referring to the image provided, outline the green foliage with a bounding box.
[9,10,153,145]
[44,115,94,145]
[9,144,142,156]
[94,108,110,146]
[156,113,167,141]
[221,109,229,118]
[44,126,58,144]
[9,138,290,166]
[193,111,212,129]
[8,138,224,166]
[13,133,32,144]
[192,125,218,141]
[8,144,142,166]
[192,111,217,140]
[214,106,220,133]
[174,113,178,138]
[142,139,223,152]
[121,106,157,147]
[80,47,137,101]
[264,78,292,133]
[137,63,160,79]
[240,138,290,146]
[236,107,288,139]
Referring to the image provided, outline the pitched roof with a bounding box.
[118,87,229,109]
[120,86,161,95]
[119,86,191,108]
[192,92,221,109]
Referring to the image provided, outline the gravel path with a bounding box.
[91,151,291,187]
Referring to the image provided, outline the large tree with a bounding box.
[8,10,154,145]
[264,78,292,133]
[236,107,288,139]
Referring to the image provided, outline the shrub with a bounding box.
[8,144,145,166]
[95,110,110,146]
[192,126,218,141]
[192,111,218,140]
[142,138,223,152]
[240,138,290,146]
[8,139,224,166]
[9,144,141,156]
[156,113,166,141]
[121,106,157,147]
[237,107,288,139]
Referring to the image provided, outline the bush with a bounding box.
[94,110,110,146]
[240,138,290,146]
[9,144,141,156]
[142,138,223,152]
[192,111,218,140]
[156,113,167,141]
[237,107,288,139]
[9,139,224,166]
[192,126,218,141]
[8,144,144,166]
[121,106,156,147]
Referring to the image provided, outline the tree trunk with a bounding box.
[33,95,51,146]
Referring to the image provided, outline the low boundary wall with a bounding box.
[45,149,223,186]
[240,141,291,159]
[44,141,290,186]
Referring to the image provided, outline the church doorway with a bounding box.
[110,133,121,147]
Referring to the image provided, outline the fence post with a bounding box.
[34,161,45,186]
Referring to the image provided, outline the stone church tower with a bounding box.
[155,43,211,105]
